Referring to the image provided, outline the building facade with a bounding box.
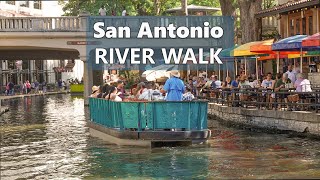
[0,1,83,87]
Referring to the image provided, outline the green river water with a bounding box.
[0,94,320,179]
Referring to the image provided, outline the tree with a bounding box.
[181,0,187,16]
[218,0,236,16]
[238,0,262,43]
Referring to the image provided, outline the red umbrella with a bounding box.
[302,33,320,47]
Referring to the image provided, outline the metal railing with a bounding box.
[89,98,208,131]
[199,87,320,113]
[0,16,85,32]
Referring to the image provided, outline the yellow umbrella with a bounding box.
[233,41,264,79]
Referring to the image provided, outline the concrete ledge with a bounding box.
[208,103,320,136]
[0,91,69,100]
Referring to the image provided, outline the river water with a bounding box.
[0,94,320,179]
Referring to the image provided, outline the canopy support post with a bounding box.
[235,58,238,76]
[255,55,258,80]
[276,51,280,73]
[244,57,247,75]
[226,60,229,77]
[300,48,303,73]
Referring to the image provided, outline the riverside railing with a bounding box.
[199,87,320,112]
[0,16,85,32]
[89,98,208,131]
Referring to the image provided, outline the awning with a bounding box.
[302,33,320,48]
[233,41,264,57]
[272,35,308,51]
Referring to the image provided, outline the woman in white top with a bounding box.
[105,86,122,101]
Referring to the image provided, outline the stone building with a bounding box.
[0,1,83,86]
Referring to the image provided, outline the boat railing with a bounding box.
[89,98,208,131]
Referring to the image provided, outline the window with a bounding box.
[19,1,29,8]
[6,1,15,5]
[34,0,42,9]
[289,19,294,36]
[308,16,313,35]
[302,17,306,34]
[296,18,300,35]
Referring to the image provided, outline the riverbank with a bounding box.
[208,103,320,137]
[0,91,70,101]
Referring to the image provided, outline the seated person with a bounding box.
[105,86,122,101]
[138,83,153,100]
[90,85,100,98]
[135,82,147,98]
[274,73,292,109]
[183,88,195,101]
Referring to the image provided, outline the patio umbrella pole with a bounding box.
[218,64,221,80]
[255,55,258,80]
[300,48,303,73]
[244,57,247,75]
[226,61,229,77]
[235,58,237,76]
[276,51,280,73]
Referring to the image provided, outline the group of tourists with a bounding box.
[90,64,315,109]
[90,70,193,102]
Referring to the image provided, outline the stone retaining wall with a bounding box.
[208,103,320,136]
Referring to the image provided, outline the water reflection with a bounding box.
[0,94,320,179]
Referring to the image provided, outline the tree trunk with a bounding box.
[219,0,236,16]
[238,0,262,43]
[181,0,187,16]
[154,0,161,15]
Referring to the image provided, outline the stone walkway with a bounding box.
[0,91,69,100]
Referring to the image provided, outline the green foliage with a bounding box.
[60,0,221,16]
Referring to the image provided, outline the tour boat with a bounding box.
[88,98,211,147]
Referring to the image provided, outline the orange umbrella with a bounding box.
[250,39,303,55]
[258,54,288,61]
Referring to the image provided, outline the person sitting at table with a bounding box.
[231,75,240,88]
[286,65,297,84]
[222,76,232,88]
[200,75,214,97]
[274,73,292,110]
[238,75,250,89]
[294,73,312,109]
[261,72,275,109]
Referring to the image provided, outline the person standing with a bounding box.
[99,5,106,16]
[25,80,31,94]
[57,79,62,91]
[285,65,297,84]
[160,70,185,101]
[42,80,47,94]
[121,7,127,16]
[34,80,39,94]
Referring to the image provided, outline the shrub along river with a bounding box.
[0,94,320,179]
